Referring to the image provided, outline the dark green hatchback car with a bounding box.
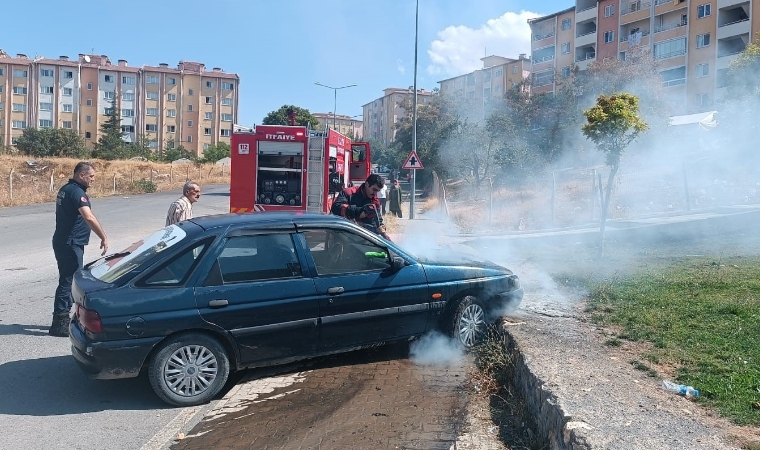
[69,212,523,406]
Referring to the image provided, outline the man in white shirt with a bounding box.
[166,181,201,226]
[377,177,388,215]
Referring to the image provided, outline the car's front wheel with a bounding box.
[449,296,488,349]
[148,333,230,407]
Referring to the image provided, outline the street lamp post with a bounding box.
[314,82,357,129]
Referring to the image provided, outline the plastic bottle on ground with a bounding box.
[662,380,699,398]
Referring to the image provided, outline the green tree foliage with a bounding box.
[93,94,129,160]
[198,142,231,163]
[160,144,194,163]
[262,105,320,129]
[15,127,89,158]
[582,93,648,256]
[723,32,760,147]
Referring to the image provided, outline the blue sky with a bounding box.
[3,0,571,126]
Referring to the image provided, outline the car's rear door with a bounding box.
[295,225,430,352]
[194,227,319,366]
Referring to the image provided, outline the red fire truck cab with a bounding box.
[230,124,371,213]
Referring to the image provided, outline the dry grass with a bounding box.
[0,155,230,208]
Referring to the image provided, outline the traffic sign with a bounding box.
[402,150,424,170]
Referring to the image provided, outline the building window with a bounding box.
[146,124,158,132]
[696,93,708,106]
[167,109,176,117]
[63,104,73,112]
[205,112,213,120]
[187,120,193,127]
[167,125,176,132]
[221,98,233,106]
[86,99,93,106]
[122,76,135,85]
[188,105,193,112]
[187,136,192,143]
[495,84,502,93]
[13,69,28,77]
[104,91,115,100]
[661,66,686,87]
[86,115,92,123]
[85,131,91,139]
[561,66,571,78]
[561,18,571,30]
[147,108,158,116]
[205,96,213,104]
[63,71,73,79]
[654,37,687,59]
[221,113,233,122]
[12,120,26,129]
[204,143,210,150]
[146,75,159,84]
[63,121,72,129]
[148,141,158,148]
[104,75,114,83]
[604,4,615,17]
[13,86,27,95]
[695,63,709,77]
[204,128,212,136]
[220,129,231,137]
[87,82,93,90]
[41,86,54,94]
[39,119,53,128]
[206,81,214,88]
[696,33,710,48]
[121,125,134,133]
[146,91,158,100]
[697,4,711,18]
[167,77,176,86]
[188,89,194,96]
[167,141,175,149]
[122,109,134,117]
[222,82,234,90]
[63,88,73,96]
[104,108,114,115]
[0,68,3,75]
[123,92,135,101]
[0,102,3,110]
[562,42,570,54]
[495,69,503,77]
[12,103,26,112]
[167,93,176,101]
[604,31,615,44]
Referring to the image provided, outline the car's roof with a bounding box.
[189,211,349,230]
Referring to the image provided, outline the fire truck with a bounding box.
[229,124,371,213]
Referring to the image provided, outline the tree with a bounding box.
[93,94,129,160]
[198,142,231,163]
[127,134,157,161]
[161,144,194,163]
[15,128,88,158]
[582,93,648,257]
[262,105,320,129]
[722,32,760,149]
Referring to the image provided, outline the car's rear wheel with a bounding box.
[148,333,230,407]
[449,296,488,349]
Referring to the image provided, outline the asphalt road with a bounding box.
[0,184,232,450]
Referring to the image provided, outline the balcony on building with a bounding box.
[653,10,687,41]
[660,65,686,88]
[619,25,650,51]
[576,0,598,22]
[717,33,749,58]
[654,0,686,15]
[532,46,556,69]
[531,23,556,47]
[621,1,652,25]
[575,44,596,70]
[717,2,750,40]
[575,19,597,47]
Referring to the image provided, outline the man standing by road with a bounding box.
[331,173,391,240]
[166,181,201,226]
[377,177,388,215]
[388,179,404,218]
[50,162,108,337]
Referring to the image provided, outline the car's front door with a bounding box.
[297,227,429,352]
[195,230,319,366]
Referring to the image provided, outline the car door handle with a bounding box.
[208,299,229,308]
[327,287,344,295]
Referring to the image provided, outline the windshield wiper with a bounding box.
[84,251,131,269]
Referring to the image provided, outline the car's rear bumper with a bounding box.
[69,320,163,380]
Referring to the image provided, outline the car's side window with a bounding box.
[218,233,301,283]
[303,229,390,276]
[142,240,209,286]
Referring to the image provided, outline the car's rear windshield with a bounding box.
[90,226,188,283]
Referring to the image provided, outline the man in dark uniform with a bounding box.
[50,162,109,337]
[331,173,391,240]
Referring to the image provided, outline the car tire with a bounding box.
[148,333,230,407]
[448,296,488,349]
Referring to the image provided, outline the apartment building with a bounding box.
[529,0,760,112]
[312,112,364,138]
[437,55,533,117]
[362,87,434,145]
[0,50,239,156]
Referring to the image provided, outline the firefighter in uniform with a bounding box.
[331,173,391,241]
[50,162,108,337]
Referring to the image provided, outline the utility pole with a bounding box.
[410,0,419,219]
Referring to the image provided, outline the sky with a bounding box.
[2,0,571,127]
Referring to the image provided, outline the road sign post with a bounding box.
[402,151,423,219]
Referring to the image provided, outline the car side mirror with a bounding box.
[391,256,406,272]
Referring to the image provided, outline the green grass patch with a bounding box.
[582,256,760,426]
